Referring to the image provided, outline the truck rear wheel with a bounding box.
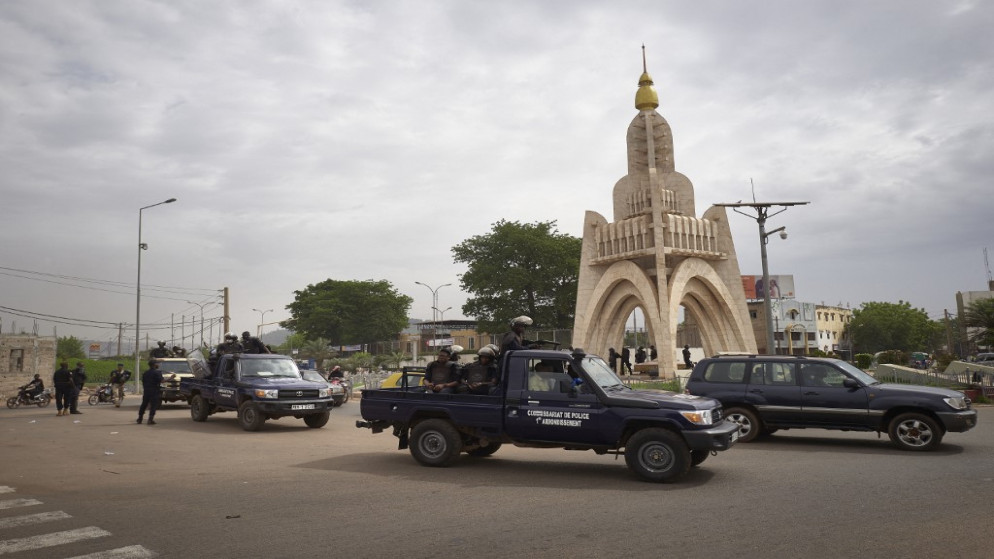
[410,419,462,467]
[624,428,691,482]
[238,401,266,431]
[190,395,210,422]
[303,411,330,428]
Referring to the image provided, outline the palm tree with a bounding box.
[964,298,994,350]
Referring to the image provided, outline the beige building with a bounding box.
[1,334,57,398]
[572,54,757,372]
[815,305,853,356]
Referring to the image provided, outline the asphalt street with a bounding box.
[1,398,991,558]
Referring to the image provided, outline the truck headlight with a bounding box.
[944,397,968,410]
[318,388,331,398]
[680,409,714,426]
[254,389,279,399]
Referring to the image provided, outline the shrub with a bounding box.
[855,353,873,369]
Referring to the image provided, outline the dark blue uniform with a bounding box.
[138,364,164,424]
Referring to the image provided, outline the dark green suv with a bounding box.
[685,355,977,451]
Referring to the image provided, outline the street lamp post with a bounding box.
[135,197,177,392]
[715,200,808,354]
[253,308,273,337]
[186,300,209,349]
[415,281,451,350]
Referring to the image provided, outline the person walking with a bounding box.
[69,361,86,414]
[137,360,163,425]
[109,363,132,407]
[608,348,619,374]
[621,347,633,375]
[52,362,73,416]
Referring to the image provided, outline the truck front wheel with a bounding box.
[625,428,691,482]
[238,401,266,431]
[303,411,330,428]
[190,395,210,422]
[410,419,462,467]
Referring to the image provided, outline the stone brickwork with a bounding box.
[0,334,57,398]
[572,62,757,373]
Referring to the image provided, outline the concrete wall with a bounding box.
[0,335,57,398]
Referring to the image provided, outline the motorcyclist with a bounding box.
[22,374,44,400]
[150,341,174,358]
[108,363,132,407]
[328,365,344,379]
[241,331,271,354]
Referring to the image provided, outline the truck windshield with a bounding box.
[828,359,880,386]
[239,359,302,379]
[581,356,625,389]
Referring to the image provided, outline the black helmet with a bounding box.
[242,331,251,338]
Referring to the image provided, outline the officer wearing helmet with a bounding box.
[500,316,539,355]
[216,332,244,356]
[459,347,498,395]
[241,331,271,354]
[149,341,173,358]
[448,344,464,362]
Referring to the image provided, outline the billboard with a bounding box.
[742,275,795,300]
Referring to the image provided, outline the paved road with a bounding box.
[1,400,991,558]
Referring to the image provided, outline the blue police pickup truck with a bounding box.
[357,348,739,482]
[179,351,334,431]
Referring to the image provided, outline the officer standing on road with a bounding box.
[682,345,693,369]
[621,347,633,375]
[69,361,86,414]
[137,359,163,425]
[241,331,271,354]
[53,362,73,416]
[150,341,173,358]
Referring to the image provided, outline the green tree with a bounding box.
[275,332,307,356]
[57,336,86,360]
[963,297,994,349]
[846,301,941,354]
[452,220,581,334]
[298,338,334,365]
[282,279,412,346]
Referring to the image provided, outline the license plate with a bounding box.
[291,404,315,410]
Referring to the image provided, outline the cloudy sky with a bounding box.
[1,0,992,350]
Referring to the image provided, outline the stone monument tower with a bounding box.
[571,52,757,373]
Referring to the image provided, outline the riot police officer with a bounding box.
[137,359,163,425]
[150,341,173,358]
[460,347,498,395]
[241,331,271,354]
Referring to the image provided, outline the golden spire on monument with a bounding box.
[635,44,659,110]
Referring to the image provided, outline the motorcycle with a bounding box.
[87,383,117,406]
[329,376,351,406]
[6,386,53,409]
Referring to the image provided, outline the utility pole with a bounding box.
[223,287,230,334]
[715,199,809,354]
[117,323,123,357]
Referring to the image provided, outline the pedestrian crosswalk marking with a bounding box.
[0,526,110,555]
[0,510,72,529]
[0,499,42,511]
[65,544,158,558]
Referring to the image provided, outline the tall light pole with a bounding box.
[253,308,273,337]
[135,197,177,392]
[415,281,451,349]
[186,300,209,349]
[715,200,808,354]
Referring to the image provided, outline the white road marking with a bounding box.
[65,544,158,558]
[0,488,14,494]
[0,526,110,555]
[0,499,42,510]
[0,511,72,529]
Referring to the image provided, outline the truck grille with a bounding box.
[278,389,320,399]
